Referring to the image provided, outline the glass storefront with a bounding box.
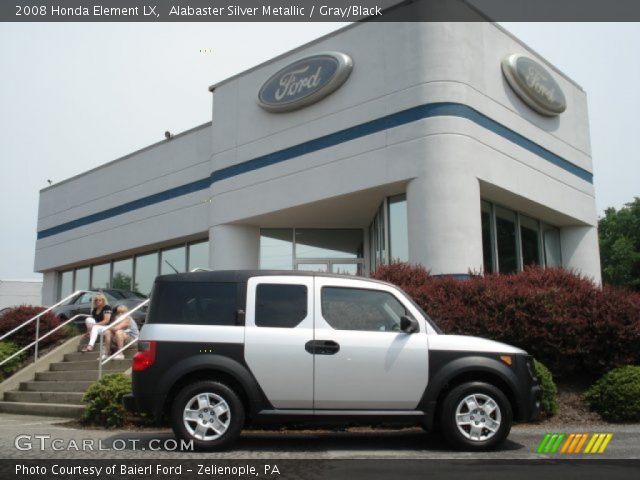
[112,258,133,291]
[59,270,73,298]
[58,239,209,299]
[188,241,209,271]
[369,194,408,272]
[90,263,110,290]
[161,246,186,275]
[260,229,294,270]
[481,200,562,273]
[134,252,158,296]
[260,228,363,274]
[388,194,408,263]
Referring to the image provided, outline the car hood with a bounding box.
[428,334,527,355]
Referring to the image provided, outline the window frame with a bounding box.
[319,285,410,334]
[480,200,562,274]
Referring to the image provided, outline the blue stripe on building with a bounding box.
[37,102,593,240]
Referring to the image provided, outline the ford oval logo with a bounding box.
[502,54,567,116]
[258,52,353,113]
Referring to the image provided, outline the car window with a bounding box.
[255,284,307,328]
[75,293,94,305]
[148,282,238,326]
[321,287,407,332]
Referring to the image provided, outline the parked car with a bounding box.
[53,289,148,326]
[123,271,541,451]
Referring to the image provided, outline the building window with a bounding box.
[188,241,209,271]
[259,228,363,275]
[388,194,409,263]
[260,229,294,270]
[112,258,133,291]
[56,239,210,300]
[91,263,110,290]
[543,224,562,267]
[75,267,90,291]
[481,201,495,273]
[161,246,186,275]
[481,200,562,274]
[59,270,73,299]
[134,252,158,297]
[369,194,408,273]
[520,215,542,267]
[495,206,518,274]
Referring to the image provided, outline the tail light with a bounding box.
[132,341,156,371]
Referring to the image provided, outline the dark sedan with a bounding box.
[52,289,148,326]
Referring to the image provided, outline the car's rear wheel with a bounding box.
[440,381,512,451]
[171,381,244,451]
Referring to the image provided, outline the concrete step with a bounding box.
[50,359,131,371]
[0,401,84,418]
[4,391,84,404]
[64,349,135,362]
[36,370,101,381]
[20,381,94,393]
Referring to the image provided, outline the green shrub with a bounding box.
[62,322,81,338]
[82,373,131,428]
[533,358,558,417]
[584,366,640,422]
[0,341,26,381]
[372,264,640,377]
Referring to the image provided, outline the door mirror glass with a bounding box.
[400,315,419,334]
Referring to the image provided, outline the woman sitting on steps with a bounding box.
[81,293,112,353]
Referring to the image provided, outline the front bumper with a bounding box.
[527,384,543,421]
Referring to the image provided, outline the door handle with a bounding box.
[305,340,340,355]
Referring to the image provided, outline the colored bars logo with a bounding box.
[537,433,613,454]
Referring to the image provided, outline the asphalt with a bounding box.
[0,413,638,460]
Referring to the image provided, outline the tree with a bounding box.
[599,197,640,291]
[111,272,136,292]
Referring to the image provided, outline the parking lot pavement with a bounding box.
[0,413,639,459]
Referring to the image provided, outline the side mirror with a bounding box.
[400,315,419,334]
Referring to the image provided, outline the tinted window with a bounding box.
[149,282,237,326]
[256,284,307,328]
[321,287,407,332]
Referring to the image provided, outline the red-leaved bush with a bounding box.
[372,264,640,378]
[0,306,65,350]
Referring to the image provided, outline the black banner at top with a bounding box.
[3,0,640,22]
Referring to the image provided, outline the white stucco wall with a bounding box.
[34,20,602,300]
[0,280,43,309]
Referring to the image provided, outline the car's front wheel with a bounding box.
[171,380,244,451]
[440,381,512,451]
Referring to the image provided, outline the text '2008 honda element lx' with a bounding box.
[123,270,541,450]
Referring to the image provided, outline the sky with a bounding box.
[0,22,639,280]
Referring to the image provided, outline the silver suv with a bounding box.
[123,270,541,451]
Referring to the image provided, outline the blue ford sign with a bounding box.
[502,53,567,116]
[258,52,353,113]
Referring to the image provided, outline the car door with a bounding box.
[244,276,314,409]
[313,277,429,410]
[71,292,94,316]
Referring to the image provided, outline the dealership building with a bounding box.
[35,20,601,305]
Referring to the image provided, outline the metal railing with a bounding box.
[97,299,149,379]
[0,290,92,367]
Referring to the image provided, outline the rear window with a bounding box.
[148,281,238,326]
